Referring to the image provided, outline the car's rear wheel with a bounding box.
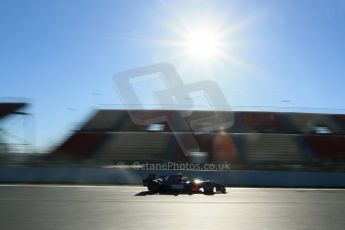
[147,181,160,193]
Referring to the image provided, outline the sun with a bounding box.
[185,29,221,59]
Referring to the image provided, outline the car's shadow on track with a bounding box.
[134,191,217,196]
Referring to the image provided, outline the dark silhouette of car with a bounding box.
[142,174,226,194]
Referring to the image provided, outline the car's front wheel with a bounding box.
[203,184,215,194]
[216,186,226,194]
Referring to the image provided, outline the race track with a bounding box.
[0,185,344,230]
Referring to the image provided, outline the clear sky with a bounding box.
[1,0,345,150]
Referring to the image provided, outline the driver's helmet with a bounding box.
[177,173,183,182]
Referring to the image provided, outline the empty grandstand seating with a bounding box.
[81,110,176,132]
[47,109,345,170]
[81,110,129,131]
[235,112,286,133]
[304,135,345,163]
[333,115,345,132]
[286,114,344,134]
[242,134,307,164]
[93,132,171,162]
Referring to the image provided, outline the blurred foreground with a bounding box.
[0,185,344,230]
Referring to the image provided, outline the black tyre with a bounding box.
[147,181,160,193]
[203,184,215,194]
[216,186,226,194]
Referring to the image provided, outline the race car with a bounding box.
[142,173,226,194]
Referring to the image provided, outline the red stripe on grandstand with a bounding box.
[304,135,345,162]
[49,133,105,159]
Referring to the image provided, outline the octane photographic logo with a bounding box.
[113,62,234,157]
[114,161,231,171]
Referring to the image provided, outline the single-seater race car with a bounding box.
[143,173,226,194]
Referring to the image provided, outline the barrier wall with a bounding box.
[1,167,345,187]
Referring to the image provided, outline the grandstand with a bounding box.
[93,132,171,162]
[304,135,345,163]
[286,113,345,134]
[241,134,306,164]
[0,103,27,119]
[0,103,29,162]
[49,109,345,170]
[333,115,345,130]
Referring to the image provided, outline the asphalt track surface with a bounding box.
[0,185,344,230]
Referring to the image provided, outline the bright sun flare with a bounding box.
[185,29,220,59]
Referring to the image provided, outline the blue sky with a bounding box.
[1,0,345,150]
